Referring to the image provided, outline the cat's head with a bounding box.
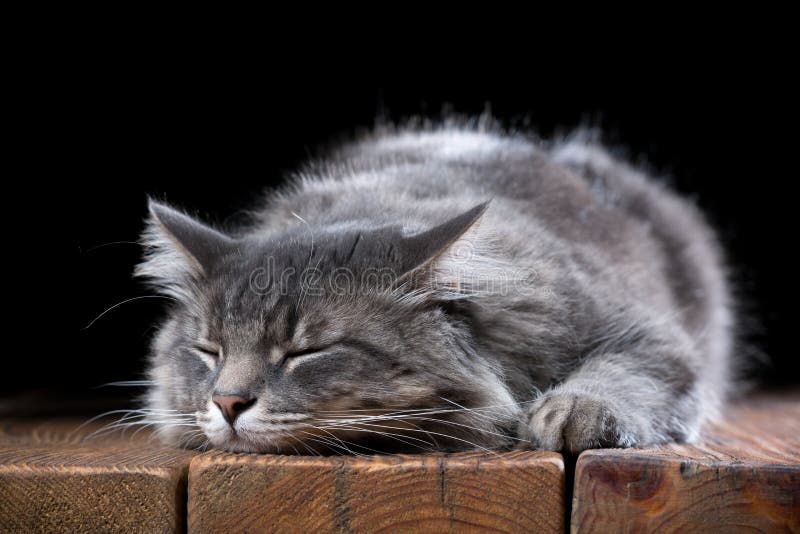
[136,199,518,453]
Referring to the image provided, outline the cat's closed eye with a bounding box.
[193,343,221,368]
[281,346,330,368]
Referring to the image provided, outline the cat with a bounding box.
[136,118,733,454]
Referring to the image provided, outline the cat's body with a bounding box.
[138,122,733,454]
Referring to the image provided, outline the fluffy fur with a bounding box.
[135,119,733,454]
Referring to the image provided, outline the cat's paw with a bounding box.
[518,392,647,453]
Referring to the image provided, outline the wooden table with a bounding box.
[571,392,800,533]
[189,449,564,533]
[0,393,797,533]
[0,419,196,532]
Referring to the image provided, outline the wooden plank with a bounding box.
[0,418,197,533]
[571,393,800,533]
[188,449,565,533]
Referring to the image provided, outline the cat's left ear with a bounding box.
[135,199,235,297]
[389,201,496,303]
[398,201,490,276]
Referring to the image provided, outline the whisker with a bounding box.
[176,429,206,448]
[324,424,438,452]
[297,431,363,456]
[318,416,441,447]
[401,415,530,444]
[277,432,303,456]
[307,425,363,455]
[323,405,528,446]
[84,240,141,253]
[77,407,198,442]
[317,397,539,417]
[298,423,395,457]
[95,380,157,388]
[320,421,501,456]
[83,295,177,330]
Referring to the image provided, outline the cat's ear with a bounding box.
[135,199,234,297]
[388,201,499,304]
[399,201,490,276]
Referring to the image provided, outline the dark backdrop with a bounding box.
[5,78,796,413]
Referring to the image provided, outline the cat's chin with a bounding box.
[205,427,292,454]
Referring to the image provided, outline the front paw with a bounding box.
[518,392,646,453]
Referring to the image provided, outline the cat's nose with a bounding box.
[212,393,256,426]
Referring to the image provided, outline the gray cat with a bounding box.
[136,120,733,454]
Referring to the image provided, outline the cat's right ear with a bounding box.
[135,199,234,298]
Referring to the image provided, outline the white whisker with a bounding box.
[83,295,177,330]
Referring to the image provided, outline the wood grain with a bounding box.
[572,393,800,533]
[0,418,197,533]
[188,449,565,533]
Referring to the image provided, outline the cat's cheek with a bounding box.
[179,345,217,373]
[174,355,215,409]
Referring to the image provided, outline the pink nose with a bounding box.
[212,394,256,425]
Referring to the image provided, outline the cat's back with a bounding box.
[256,126,605,233]
[256,126,720,258]
[274,126,712,257]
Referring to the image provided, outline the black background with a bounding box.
[4,66,797,412]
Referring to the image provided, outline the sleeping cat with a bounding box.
[136,120,733,454]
